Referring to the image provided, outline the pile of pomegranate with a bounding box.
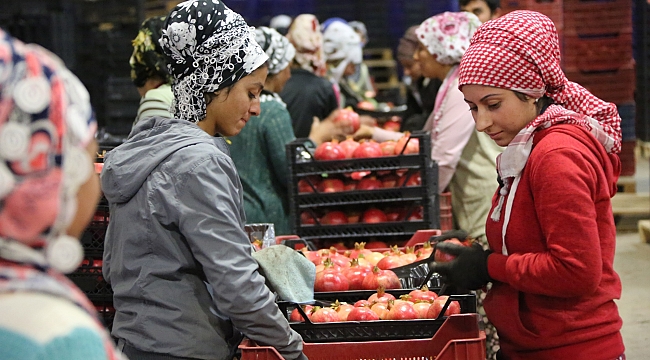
[301,242,435,292]
[298,171,421,194]
[289,287,461,322]
[300,205,423,226]
[313,134,420,161]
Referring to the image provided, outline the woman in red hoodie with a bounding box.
[432,10,625,360]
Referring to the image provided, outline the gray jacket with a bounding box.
[101,117,305,360]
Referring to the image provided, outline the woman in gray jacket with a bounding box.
[100,1,306,359]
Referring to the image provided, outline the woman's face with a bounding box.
[413,42,443,80]
[400,58,422,80]
[204,66,268,136]
[65,139,101,238]
[462,84,539,146]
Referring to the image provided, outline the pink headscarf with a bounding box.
[0,28,96,272]
[286,14,327,77]
[457,11,622,232]
[415,12,482,65]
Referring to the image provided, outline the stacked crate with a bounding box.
[287,131,442,249]
[563,0,635,175]
[636,0,650,143]
[500,0,564,33]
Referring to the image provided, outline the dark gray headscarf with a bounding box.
[254,27,295,75]
[160,0,268,122]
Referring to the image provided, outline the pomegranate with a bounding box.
[352,140,383,159]
[379,141,397,156]
[323,240,347,251]
[417,241,434,260]
[310,307,340,323]
[362,208,388,223]
[325,247,351,267]
[318,178,345,193]
[347,210,361,224]
[334,108,361,132]
[290,305,314,322]
[397,172,421,187]
[427,296,461,319]
[314,140,346,161]
[314,262,349,292]
[349,170,372,180]
[395,134,420,155]
[300,211,316,225]
[348,242,372,259]
[298,176,320,193]
[342,259,372,290]
[386,301,418,320]
[320,211,348,225]
[362,266,402,290]
[354,299,372,307]
[413,302,432,319]
[407,206,423,221]
[339,137,360,158]
[400,247,418,264]
[347,306,380,321]
[334,301,355,321]
[301,248,323,265]
[385,209,404,222]
[364,252,385,267]
[370,302,389,319]
[376,254,407,270]
[407,285,438,303]
[356,176,383,191]
[382,120,401,132]
[368,287,396,304]
[434,238,471,263]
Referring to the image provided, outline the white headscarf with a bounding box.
[322,20,363,83]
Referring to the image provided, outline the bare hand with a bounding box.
[352,124,375,141]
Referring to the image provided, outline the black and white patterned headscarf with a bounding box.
[160,0,268,122]
[254,27,295,75]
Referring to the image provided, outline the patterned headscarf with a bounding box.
[322,20,363,83]
[286,14,327,76]
[160,0,268,122]
[0,28,96,273]
[457,11,622,235]
[129,16,172,88]
[415,12,481,65]
[254,27,296,75]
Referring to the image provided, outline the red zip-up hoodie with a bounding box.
[485,124,624,359]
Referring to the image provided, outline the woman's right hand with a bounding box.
[308,110,354,145]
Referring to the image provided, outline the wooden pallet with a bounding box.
[611,193,650,216]
[617,175,637,193]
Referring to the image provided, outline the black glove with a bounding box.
[431,241,492,290]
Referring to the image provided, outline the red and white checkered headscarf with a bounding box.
[458,11,622,229]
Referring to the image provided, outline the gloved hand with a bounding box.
[431,241,492,290]
[429,229,469,244]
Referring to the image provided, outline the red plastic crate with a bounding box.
[564,0,632,36]
[501,0,564,30]
[562,31,634,72]
[564,61,636,104]
[239,313,486,360]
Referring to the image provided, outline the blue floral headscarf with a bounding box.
[160,0,268,122]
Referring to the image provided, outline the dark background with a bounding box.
[0,0,648,143]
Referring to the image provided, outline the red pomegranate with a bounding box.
[347,306,380,321]
[339,137,360,158]
[395,134,420,155]
[318,178,345,193]
[314,140,346,160]
[356,176,383,191]
[362,208,388,223]
[362,267,402,290]
[352,140,383,159]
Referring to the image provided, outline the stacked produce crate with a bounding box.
[66,154,115,332]
[563,0,635,175]
[636,0,650,143]
[287,131,441,249]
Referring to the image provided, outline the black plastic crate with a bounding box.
[287,131,440,241]
[93,300,116,332]
[67,262,113,302]
[80,225,107,257]
[278,293,477,343]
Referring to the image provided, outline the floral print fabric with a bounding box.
[160,0,268,122]
[130,16,172,88]
[254,27,295,75]
[415,12,481,65]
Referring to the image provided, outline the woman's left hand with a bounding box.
[431,242,492,290]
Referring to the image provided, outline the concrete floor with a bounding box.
[615,153,650,359]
